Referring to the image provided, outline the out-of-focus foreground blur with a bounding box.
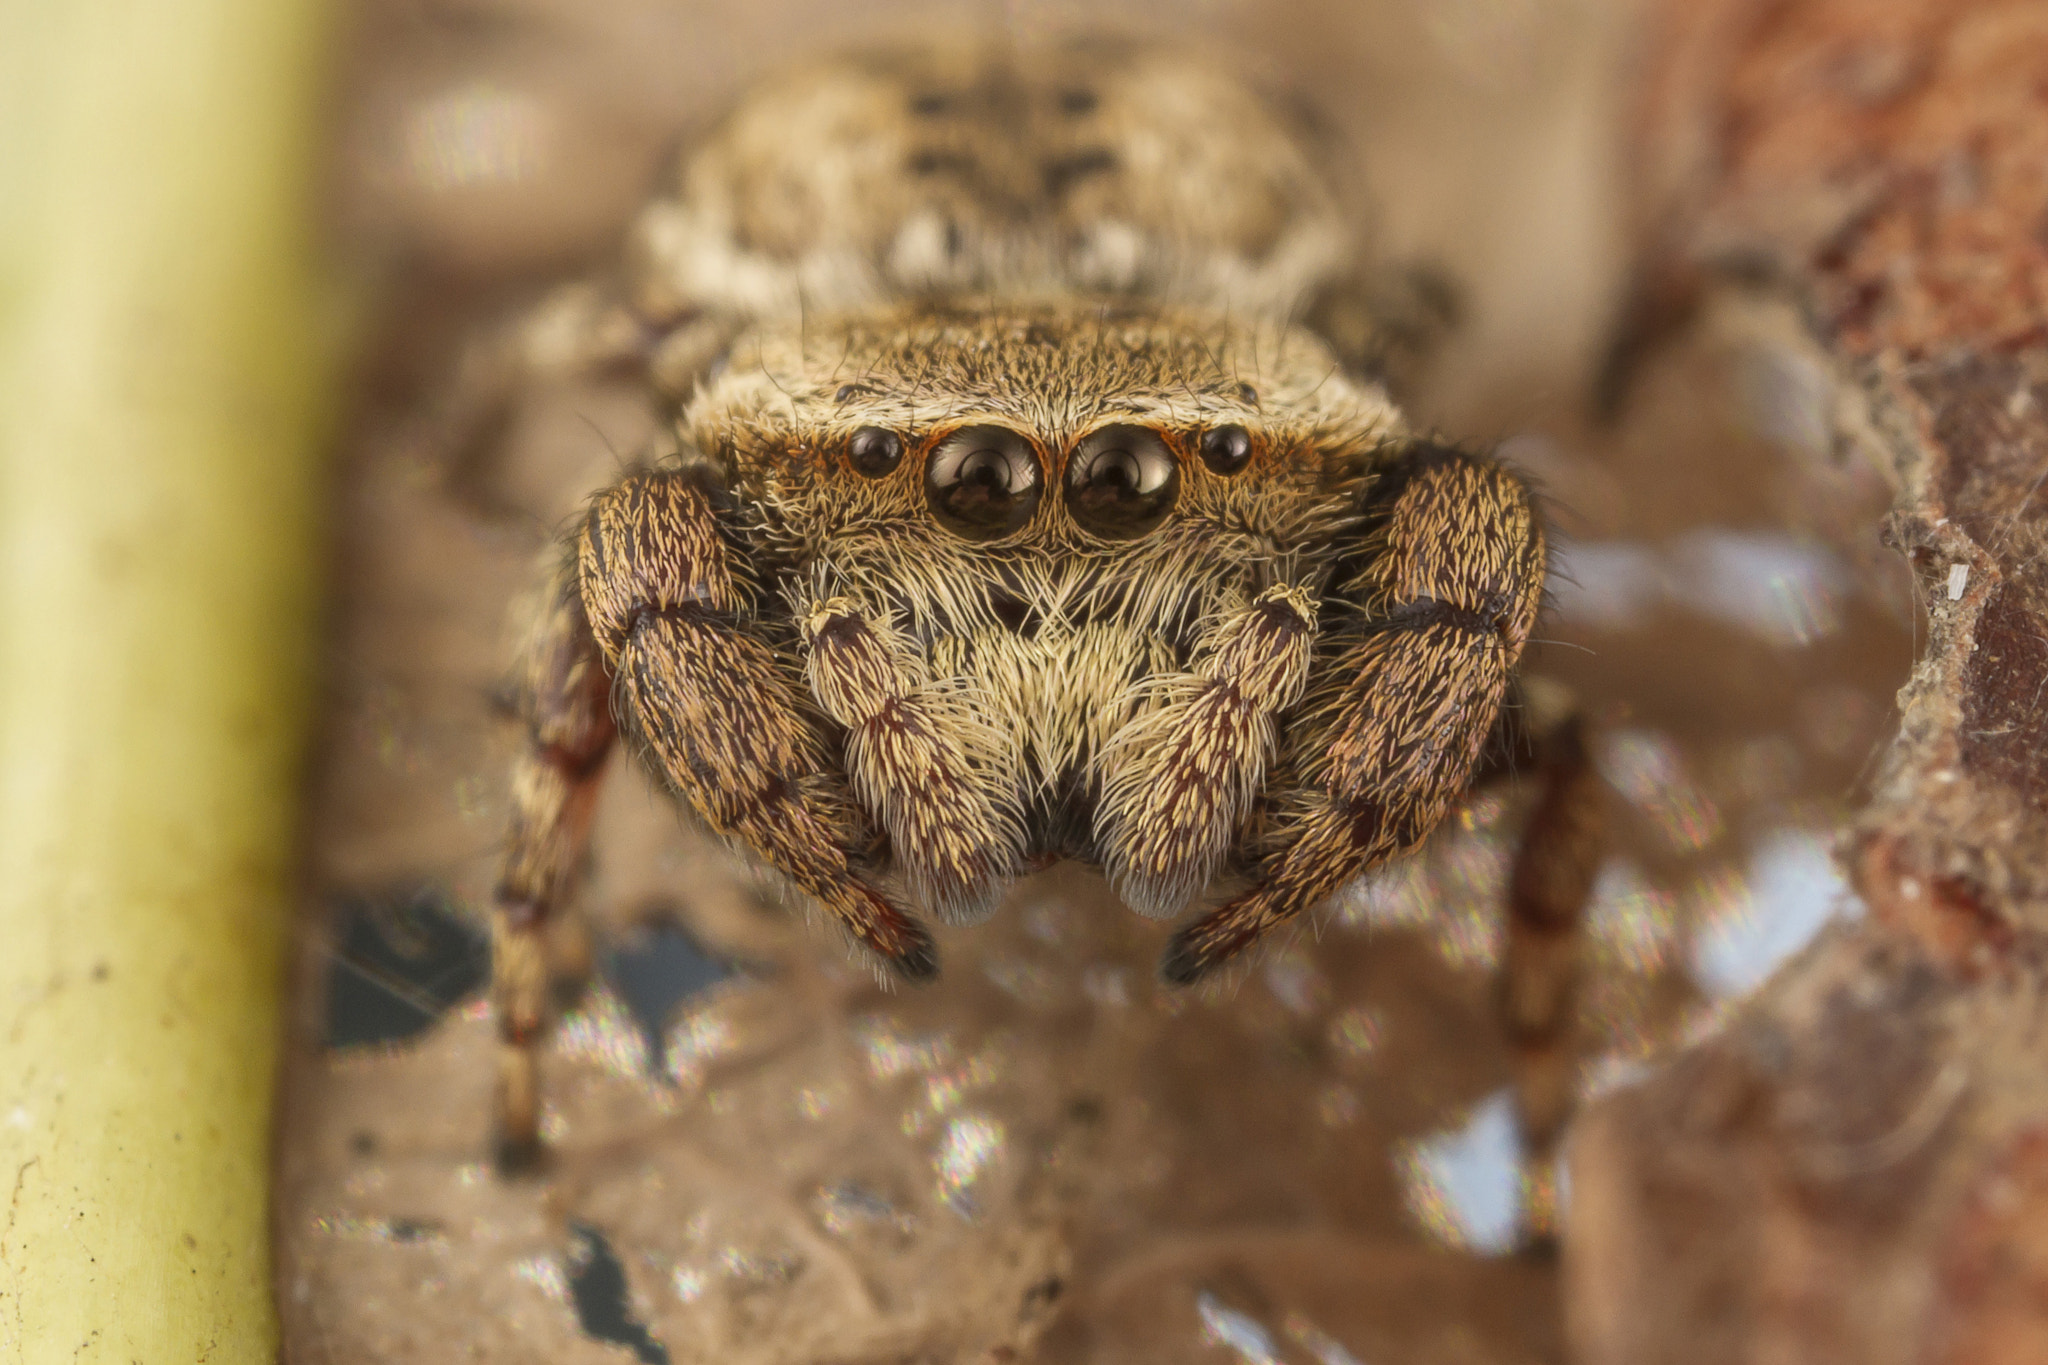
[1,4,331,1363]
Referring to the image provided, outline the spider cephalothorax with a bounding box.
[690,305,1399,899]
[481,41,1599,1170]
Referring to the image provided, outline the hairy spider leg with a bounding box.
[1159,442,1545,983]
[427,278,730,516]
[801,596,1024,923]
[490,466,942,1168]
[1492,707,1605,1241]
[1095,582,1320,919]
[493,564,617,1170]
[580,469,939,968]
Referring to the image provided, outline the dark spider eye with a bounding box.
[1199,424,1253,475]
[924,426,1042,539]
[1064,425,1179,538]
[846,426,903,477]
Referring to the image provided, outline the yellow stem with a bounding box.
[0,2,333,1360]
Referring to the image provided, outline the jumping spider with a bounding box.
[479,38,1605,1172]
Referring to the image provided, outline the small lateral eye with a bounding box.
[925,426,1043,540]
[847,426,904,477]
[1199,424,1253,475]
[1065,425,1179,538]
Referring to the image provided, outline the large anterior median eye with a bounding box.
[924,426,1043,540]
[1064,425,1179,538]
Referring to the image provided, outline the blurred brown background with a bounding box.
[277,1,1933,1361]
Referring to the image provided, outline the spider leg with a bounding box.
[1491,703,1604,1241]
[1096,584,1318,919]
[1160,442,1544,984]
[581,469,938,976]
[429,279,737,515]
[428,282,648,489]
[493,560,617,1169]
[800,597,1022,923]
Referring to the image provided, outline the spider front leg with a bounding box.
[1161,443,1545,984]
[489,465,938,1167]
[1095,584,1319,919]
[579,468,939,978]
[800,597,1023,922]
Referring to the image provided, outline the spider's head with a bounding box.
[687,304,1402,566]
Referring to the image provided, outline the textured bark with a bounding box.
[1570,4,2048,1361]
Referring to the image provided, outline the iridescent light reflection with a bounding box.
[1692,828,1860,998]
[854,1016,952,1079]
[1191,1297,1373,1365]
[1330,826,1510,969]
[983,953,1059,1005]
[1283,1312,1369,1365]
[552,984,648,1079]
[1331,856,1432,931]
[934,1113,1005,1216]
[1599,729,1724,853]
[512,1253,570,1304]
[1196,1292,1282,1365]
[665,1002,736,1090]
[717,1245,802,1284]
[1327,1005,1384,1061]
[1428,832,1513,970]
[1586,859,1679,973]
[903,1043,1005,1137]
[1395,1088,1522,1255]
[795,1085,838,1121]
[309,1213,394,1240]
[815,1182,914,1237]
[1577,971,1665,1069]
[1082,963,1132,1007]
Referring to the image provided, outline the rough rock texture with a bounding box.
[1567,4,2048,1361]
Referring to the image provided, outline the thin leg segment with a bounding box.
[493,561,617,1166]
[1161,444,1545,983]
[581,469,938,976]
[431,278,732,493]
[1096,584,1318,919]
[802,597,1021,923]
[1497,708,1604,1238]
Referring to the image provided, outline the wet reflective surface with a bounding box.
[281,2,1913,1361]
